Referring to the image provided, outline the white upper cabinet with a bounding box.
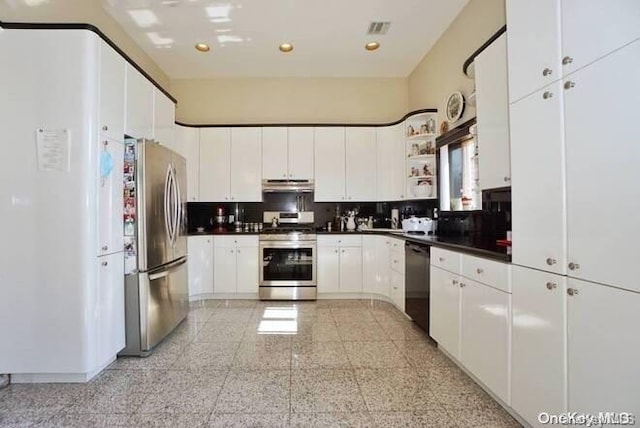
[376,124,405,201]
[345,127,377,201]
[98,43,125,142]
[262,127,288,179]
[125,65,154,139]
[230,127,262,202]
[510,81,566,275]
[199,128,231,202]
[176,125,199,202]
[564,40,640,292]
[507,0,640,102]
[561,0,640,75]
[506,0,562,102]
[567,278,640,416]
[475,33,511,190]
[153,88,176,151]
[287,127,314,180]
[314,127,346,202]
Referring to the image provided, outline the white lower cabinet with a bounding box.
[317,235,362,294]
[390,270,405,312]
[96,252,125,365]
[460,278,510,404]
[511,266,567,428]
[97,139,124,257]
[362,236,391,297]
[429,266,461,359]
[567,278,640,416]
[213,236,259,294]
[187,236,214,298]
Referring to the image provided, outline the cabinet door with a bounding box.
[345,127,377,201]
[97,139,124,256]
[153,88,175,151]
[564,40,640,292]
[512,266,566,427]
[176,125,199,202]
[96,253,125,365]
[429,266,460,358]
[125,65,154,139]
[475,33,511,190]
[567,278,640,415]
[230,127,262,202]
[199,128,231,202]
[262,127,288,180]
[376,124,405,201]
[460,278,510,404]
[561,0,640,75]
[314,127,346,202]
[510,82,566,275]
[236,245,259,294]
[390,270,405,312]
[287,127,314,180]
[187,236,213,297]
[99,43,125,142]
[362,236,390,297]
[339,246,362,293]
[506,0,562,102]
[317,246,340,293]
[213,246,237,293]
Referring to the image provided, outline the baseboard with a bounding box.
[10,356,116,384]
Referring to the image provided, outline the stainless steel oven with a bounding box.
[259,211,317,300]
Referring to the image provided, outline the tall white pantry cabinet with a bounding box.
[0,28,170,382]
[507,1,640,425]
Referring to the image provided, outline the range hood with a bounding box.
[262,179,314,193]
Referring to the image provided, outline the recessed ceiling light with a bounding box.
[279,43,293,53]
[195,43,210,52]
[365,41,380,51]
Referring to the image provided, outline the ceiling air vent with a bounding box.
[367,22,391,35]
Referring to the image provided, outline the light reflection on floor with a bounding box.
[258,306,299,335]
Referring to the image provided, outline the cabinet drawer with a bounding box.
[431,247,461,273]
[317,234,362,247]
[390,252,404,274]
[461,254,510,292]
[214,235,258,248]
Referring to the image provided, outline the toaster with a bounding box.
[402,216,436,235]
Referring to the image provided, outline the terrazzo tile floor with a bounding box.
[0,299,522,427]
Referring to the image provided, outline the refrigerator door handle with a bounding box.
[172,164,182,244]
[149,270,170,281]
[164,164,173,244]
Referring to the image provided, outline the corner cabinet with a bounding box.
[404,112,437,200]
[376,124,405,201]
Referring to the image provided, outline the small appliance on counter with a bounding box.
[402,216,437,235]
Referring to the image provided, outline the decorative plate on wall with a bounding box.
[445,91,465,122]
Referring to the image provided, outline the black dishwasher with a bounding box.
[405,241,431,334]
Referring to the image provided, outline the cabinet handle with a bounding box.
[504,176,510,182]
[460,283,466,288]
[237,249,240,254]
[438,257,445,262]
[564,81,575,90]
[546,258,557,266]
[400,194,404,198]
[452,279,459,285]
[282,174,287,177]
[348,196,352,200]
[225,197,228,200]
[393,286,398,290]
[341,249,345,253]
[102,125,108,131]
[393,260,398,264]
[230,197,235,200]
[101,261,108,267]
[335,250,338,253]
[567,288,579,296]
[230,249,234,253]
[476,268,483,274]
[542,68,553,76]
[542,91,553,99]
[289,174,292,178]
[568,262,580,271]
[546,282,557,290]
[102,245,108,251]
[562,56,574,65]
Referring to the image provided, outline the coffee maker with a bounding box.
[215,207,226,230]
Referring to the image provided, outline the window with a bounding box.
[439,135,480,211]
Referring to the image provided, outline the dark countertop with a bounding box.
[188,229,260,236]
[317,230,511,262]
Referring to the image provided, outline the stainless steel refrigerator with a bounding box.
[120,139,189,356]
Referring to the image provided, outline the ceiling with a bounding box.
[102,0,470,79]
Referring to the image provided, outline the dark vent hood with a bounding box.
[262,179,314,193]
